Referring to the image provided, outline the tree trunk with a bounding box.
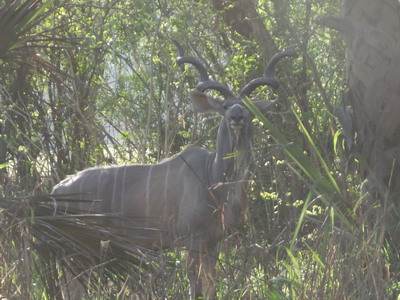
[321,0,400,240]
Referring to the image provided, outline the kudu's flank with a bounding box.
[52,43,296,299]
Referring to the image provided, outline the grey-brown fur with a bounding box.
[52,45,295,299]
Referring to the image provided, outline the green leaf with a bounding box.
[0,162,10,170]
[0,0,54,56]
[244,99,353,229]
[290,192,313,250]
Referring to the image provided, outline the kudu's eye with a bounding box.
[223,103,230,110]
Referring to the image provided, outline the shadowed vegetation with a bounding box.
[1,0,400,298]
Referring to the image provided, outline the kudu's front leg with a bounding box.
[186,242,217,300]
[61,269,87,300]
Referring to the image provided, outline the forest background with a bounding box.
[1,0,400,299]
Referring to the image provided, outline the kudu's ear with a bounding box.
[253,100,278,114]
[190,90,224,114]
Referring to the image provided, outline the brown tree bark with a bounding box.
[321,0,400,241]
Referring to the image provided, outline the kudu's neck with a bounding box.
[207,116,253,234]
[209,119,253,184]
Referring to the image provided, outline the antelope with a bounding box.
[52,43,296,299]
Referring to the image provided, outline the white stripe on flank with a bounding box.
[162,164,170,217]
[146,165,154,217]
[164,164,170,202]
[177,163,188,224]
[121,166,128,212]
[111,167,120,211]
[97,171,103,200]
[78,172,85,211]
[178,168,187,225]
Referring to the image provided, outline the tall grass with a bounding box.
[1,101,398,299]
[0,195,160,299]
[242,100,396,299]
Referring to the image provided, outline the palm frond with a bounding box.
[0,0,53,57]
[0,195,159,299]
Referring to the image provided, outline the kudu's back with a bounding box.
[52,42,296,299]
[52,146,219,249]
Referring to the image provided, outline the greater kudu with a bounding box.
[52,43,296,299]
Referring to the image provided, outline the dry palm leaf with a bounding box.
[0,195,160,298]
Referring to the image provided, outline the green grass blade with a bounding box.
[0,162,10,170]
[290,192,313,250]
[292,110,341,195]
[245,99,334,194]
[244,99,353,229]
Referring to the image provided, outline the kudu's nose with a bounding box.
[229,105,245,134]
[230,106,244,123]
